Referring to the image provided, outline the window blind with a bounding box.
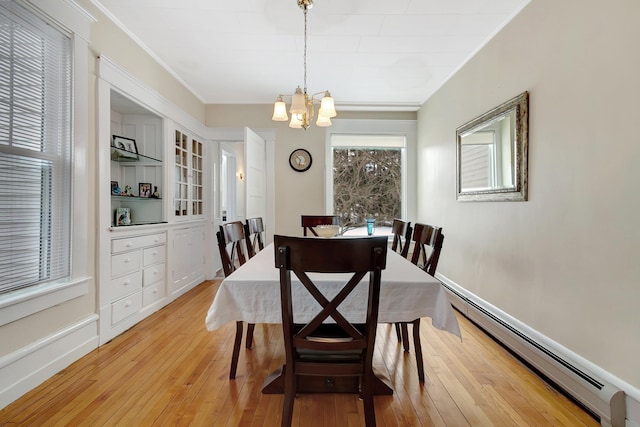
[0,3,72,294]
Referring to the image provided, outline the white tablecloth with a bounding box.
[205,243,461,338]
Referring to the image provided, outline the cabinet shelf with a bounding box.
[110,145,162,164]
[111,220,168,228]
[111,195,162,201]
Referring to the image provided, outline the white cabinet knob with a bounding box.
[125,300,131,308]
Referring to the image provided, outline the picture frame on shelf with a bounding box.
[112,135,138,159]
[115,207,131,226]
[139,182,152,198]
[111,180,121,195]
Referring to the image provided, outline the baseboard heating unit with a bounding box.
[437,276,626,427]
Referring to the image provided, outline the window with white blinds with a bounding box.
[0,3,72,294]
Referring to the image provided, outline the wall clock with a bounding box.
[289,148,312,172]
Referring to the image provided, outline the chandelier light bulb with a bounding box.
[316,113,331,127]
[289,113,304,128]
[272,96,288,121]
[318,92,336,118]
[289,87,307,115]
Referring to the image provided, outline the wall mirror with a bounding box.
[456,91,529,202]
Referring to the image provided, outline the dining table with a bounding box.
[205,241,461,394]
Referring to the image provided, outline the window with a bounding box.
[460,131,495,190]
[330,134,406,235]
[0,3,72,294]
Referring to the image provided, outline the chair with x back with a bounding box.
[390,218,412,257]
[244,217,265,258]
[216,221,254,379]
[301,214,341,236]
[275,235,388,427]
[396,222,444,383]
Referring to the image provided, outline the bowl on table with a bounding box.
[313,225,340,238]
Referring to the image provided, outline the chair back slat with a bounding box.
[301,215,341,236]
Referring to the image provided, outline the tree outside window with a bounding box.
[333,147,401,232]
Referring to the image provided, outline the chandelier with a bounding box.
[271,0,336,129]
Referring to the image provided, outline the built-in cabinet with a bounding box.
[97,58,211,345]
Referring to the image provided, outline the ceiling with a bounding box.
[94,0,529,110]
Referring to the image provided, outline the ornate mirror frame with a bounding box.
[456,91,529,202]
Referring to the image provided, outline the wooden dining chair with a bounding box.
[274,235,388,427]
[217,221,255,379]
[409,223,444,276]
[244,217,265,258]
[396,223,444,383]
[301,214,341,236]
[391,218,412,257]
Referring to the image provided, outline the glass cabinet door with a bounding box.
[174,129,204,218]
[191,139,203,215]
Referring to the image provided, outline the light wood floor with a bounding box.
[0,280,598,426]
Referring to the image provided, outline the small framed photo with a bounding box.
[112,135,138,159]
[139,182,152,198]
[115,207,131,226]
[111,181,120,195]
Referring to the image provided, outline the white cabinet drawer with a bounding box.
[142,283,165,307]
[143,245,165,267]
[112,233,166,253]
[143,263,165,287]
[110,271,142,301]
[111,251,142,278]
[111,291,142,324]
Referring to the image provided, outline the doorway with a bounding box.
[220,149,237,222]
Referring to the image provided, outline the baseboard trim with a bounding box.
[0,314,99,409]
[437,273,639,427]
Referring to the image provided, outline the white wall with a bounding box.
[417,0,640,392]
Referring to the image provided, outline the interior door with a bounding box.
[244,127,266,222]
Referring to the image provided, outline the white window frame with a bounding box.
[325,119,417,233]
[0,0,93,326]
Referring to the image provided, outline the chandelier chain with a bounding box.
[303,7,308,94]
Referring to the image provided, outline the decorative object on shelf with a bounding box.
[271,0,336,130]
[115,207,131,226]
[151,186,160,199]
[139,182,152,198]
[122,185,132,196]
[112,135,139,159]
[111,180,121,195]
[289,148,312,172]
